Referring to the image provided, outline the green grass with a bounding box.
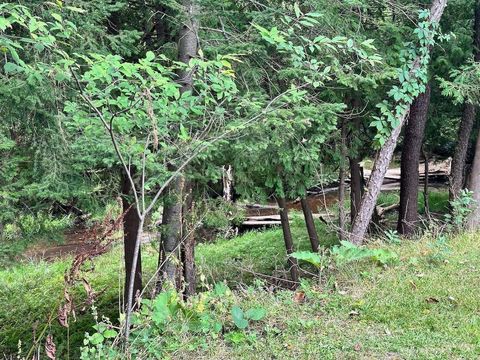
[377,189,449,214]
[0,214,327,357]
[3,199,479,359]
[173,232,480,359]
[197,215,337,285]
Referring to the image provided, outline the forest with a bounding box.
[1,0,480,358]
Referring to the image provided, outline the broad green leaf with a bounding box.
[294,3,301,18]
[145,51,155,62]
[0,17,10,31]
[51,13,62,22]
[245,308,266,321]
[89,333,104,345]
[4,62,18,73]
[231,306,248,329]
[65,6,86,13]
[103,329,118,339]
[291,251,321,267]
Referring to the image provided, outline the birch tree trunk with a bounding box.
[349,0,448,244]
[223,165,234,202]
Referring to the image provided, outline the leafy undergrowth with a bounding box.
[0,215,332,357]
[2,220,479,359]
[123,231,480,359]
[196,215,338,285]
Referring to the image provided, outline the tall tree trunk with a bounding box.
[467,128,480,229]
[397,83,431,235]
[121,172,142,309]
[465,1,480,229]
[349,0,447,244]
[349,157,363,223]
[157,175,184,292]
[422,147,431,221]
[338,119,347,240]
[182,180,196,298]
[348,99,364,224]
[157,0,199,290]
[300,198,319,252]
[449,1,480,201]
[277,197,299,284]
[450,104,477,201]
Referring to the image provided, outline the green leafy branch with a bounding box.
[370,10,441,147]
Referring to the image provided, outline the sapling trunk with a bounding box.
[423,147,431,221]
[182,180,196,298]
[277,197,299,284]
[125,216,145,340]
[121,172,142,310]
[300,198,319,252]
[339,119,347,240]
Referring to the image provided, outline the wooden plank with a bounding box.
[242,221,281,226]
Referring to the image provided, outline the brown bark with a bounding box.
[348,99,364,224]
[450,104,477,201]
[397,83,431,235]
[157,175,184,292]
[182,181,196,298]
[467,126,480,230]
[300,198,319,252]
[177,0,200,92]
[121,172,142,309]
[157,0,199,291]
[350,157,363,223]
[277,197,299,284]
[349,0,447,244]
[423,147,431,220]
[339,120,347,240]
[450,3,480,201]
[466,1,480,230]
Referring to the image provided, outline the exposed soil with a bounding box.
[23,228,98,261]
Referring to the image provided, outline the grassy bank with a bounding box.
[136,231,480,359]
[0,214,329,357]
[0,190,456,358]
